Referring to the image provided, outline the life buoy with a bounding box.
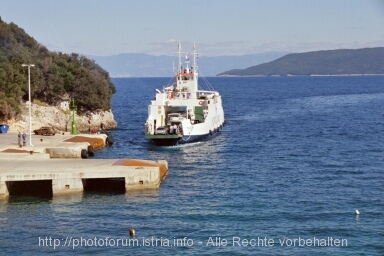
[199,101,203,105]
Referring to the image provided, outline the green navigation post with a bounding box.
[70,98,77,135]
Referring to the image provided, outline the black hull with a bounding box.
[149,132,217,146]
[151,138,181,146]
[146,121,226,146]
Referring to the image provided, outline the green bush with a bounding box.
[0,17,116,121]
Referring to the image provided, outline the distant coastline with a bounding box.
[217,73,384,77]
[217,47,384,77]
[112,74,384,78]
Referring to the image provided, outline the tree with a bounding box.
[0,18,116,121]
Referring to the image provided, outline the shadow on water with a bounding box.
[7,195,52,203]
[147,145,183,151]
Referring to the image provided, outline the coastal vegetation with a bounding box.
[0,17,116,122]
[218,47,384,76]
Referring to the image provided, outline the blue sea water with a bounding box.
[1,76,384,255]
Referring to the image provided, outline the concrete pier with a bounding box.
[0,133,108,158]
[0,133,168,199]
[0,154,168,199]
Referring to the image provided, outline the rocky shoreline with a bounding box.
[6,102,117,133]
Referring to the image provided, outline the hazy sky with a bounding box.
[1,0,384,56]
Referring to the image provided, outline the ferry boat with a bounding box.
[145,43,225,146]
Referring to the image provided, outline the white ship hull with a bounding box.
[145,43,225,146]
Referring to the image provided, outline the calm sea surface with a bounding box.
[1,76,384,255]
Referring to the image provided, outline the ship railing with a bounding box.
[166,92,192,100]
[197,90,218,99]
[176,72,194,81]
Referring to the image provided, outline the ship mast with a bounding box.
[175,42,199,92]
[178,41,182,74]
[193,43,197,74]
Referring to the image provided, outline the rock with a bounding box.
[7,102,117,133]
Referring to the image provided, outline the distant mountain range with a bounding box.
[218,47,384,76]
[86,52,287,77]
